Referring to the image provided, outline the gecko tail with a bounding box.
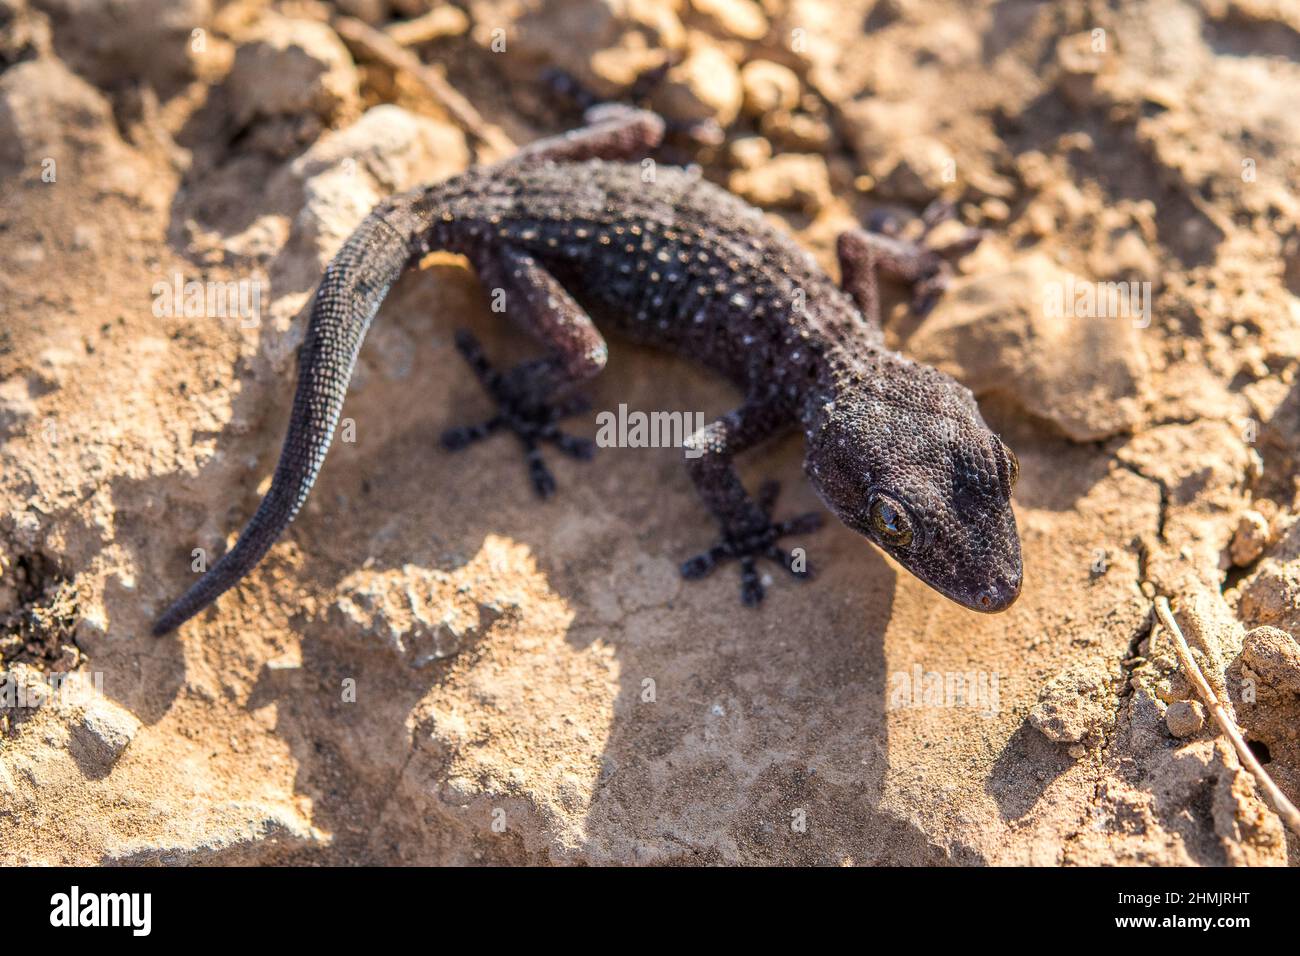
[152,203,423,636]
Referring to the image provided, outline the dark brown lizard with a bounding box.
[153,106,1021,635]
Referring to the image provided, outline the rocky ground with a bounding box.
[2,0,1300,865]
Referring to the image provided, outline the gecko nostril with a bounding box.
[978,591,994,609]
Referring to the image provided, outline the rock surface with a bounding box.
[905,254,1146,442]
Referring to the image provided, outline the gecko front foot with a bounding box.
[440,329,594,497]
[680,481,824,606]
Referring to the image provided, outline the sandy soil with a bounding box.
[2,0,1300,865]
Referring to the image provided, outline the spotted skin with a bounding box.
[153,107,1021,636]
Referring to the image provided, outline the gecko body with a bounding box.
[153,107,1021,635]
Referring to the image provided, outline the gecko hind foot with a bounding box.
[865,200,984,316]
[680,481,824,606]
[440,329,594,497]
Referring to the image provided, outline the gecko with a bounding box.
[153,106,1022,636]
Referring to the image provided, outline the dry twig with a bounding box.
[1154,595,1300,837]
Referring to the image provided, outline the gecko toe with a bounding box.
[546,395,591,420]
[679,488,824,603]
[525,444,558,497]
[765,545,815,579]
[441,416,504,450]
[739,556,764,606]
[681,545,726,579]
[445,329,595,496]
[756,479,781,515]
[773,511,824,537]
[545,429,596,460]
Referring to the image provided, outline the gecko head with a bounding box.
[804,356,1022,613]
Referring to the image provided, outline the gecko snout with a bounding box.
[973,572,1021,613]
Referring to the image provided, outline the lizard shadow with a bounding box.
[95,358,319,726]
[552,364,970,863]
[213,259,990,861]
[84,70,352,728]
[986,719,1076,822]
[98,254,1111,858]
[106,260,1023,861]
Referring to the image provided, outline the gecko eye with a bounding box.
[1002,441,1019,489]
[869,495,914,548]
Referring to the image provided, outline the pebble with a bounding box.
[740,60,801,116]
[655,45,743,127]
[691,0,768,40]
[729,153,831,211]
[1164,699,1204,738]
[1229,510,1269,567]
[70,699,141,775]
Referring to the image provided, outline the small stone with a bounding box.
[226,15,360,127]
[877,136,955,204]
[740,60,801,116]
[1029,666,1115,744]
[654,44,743,127]
[728,135,772,169]
[760,109,832,151]
[1230,510,1269,567]
[691,0,768,40]
[1241,626,1300,694]
[386,6,470,46]
[1164,699,1205,738]
[980,198,1010,223]
[728,153,831,212]
[1055,31,1113,110]
[70,699,141,775]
